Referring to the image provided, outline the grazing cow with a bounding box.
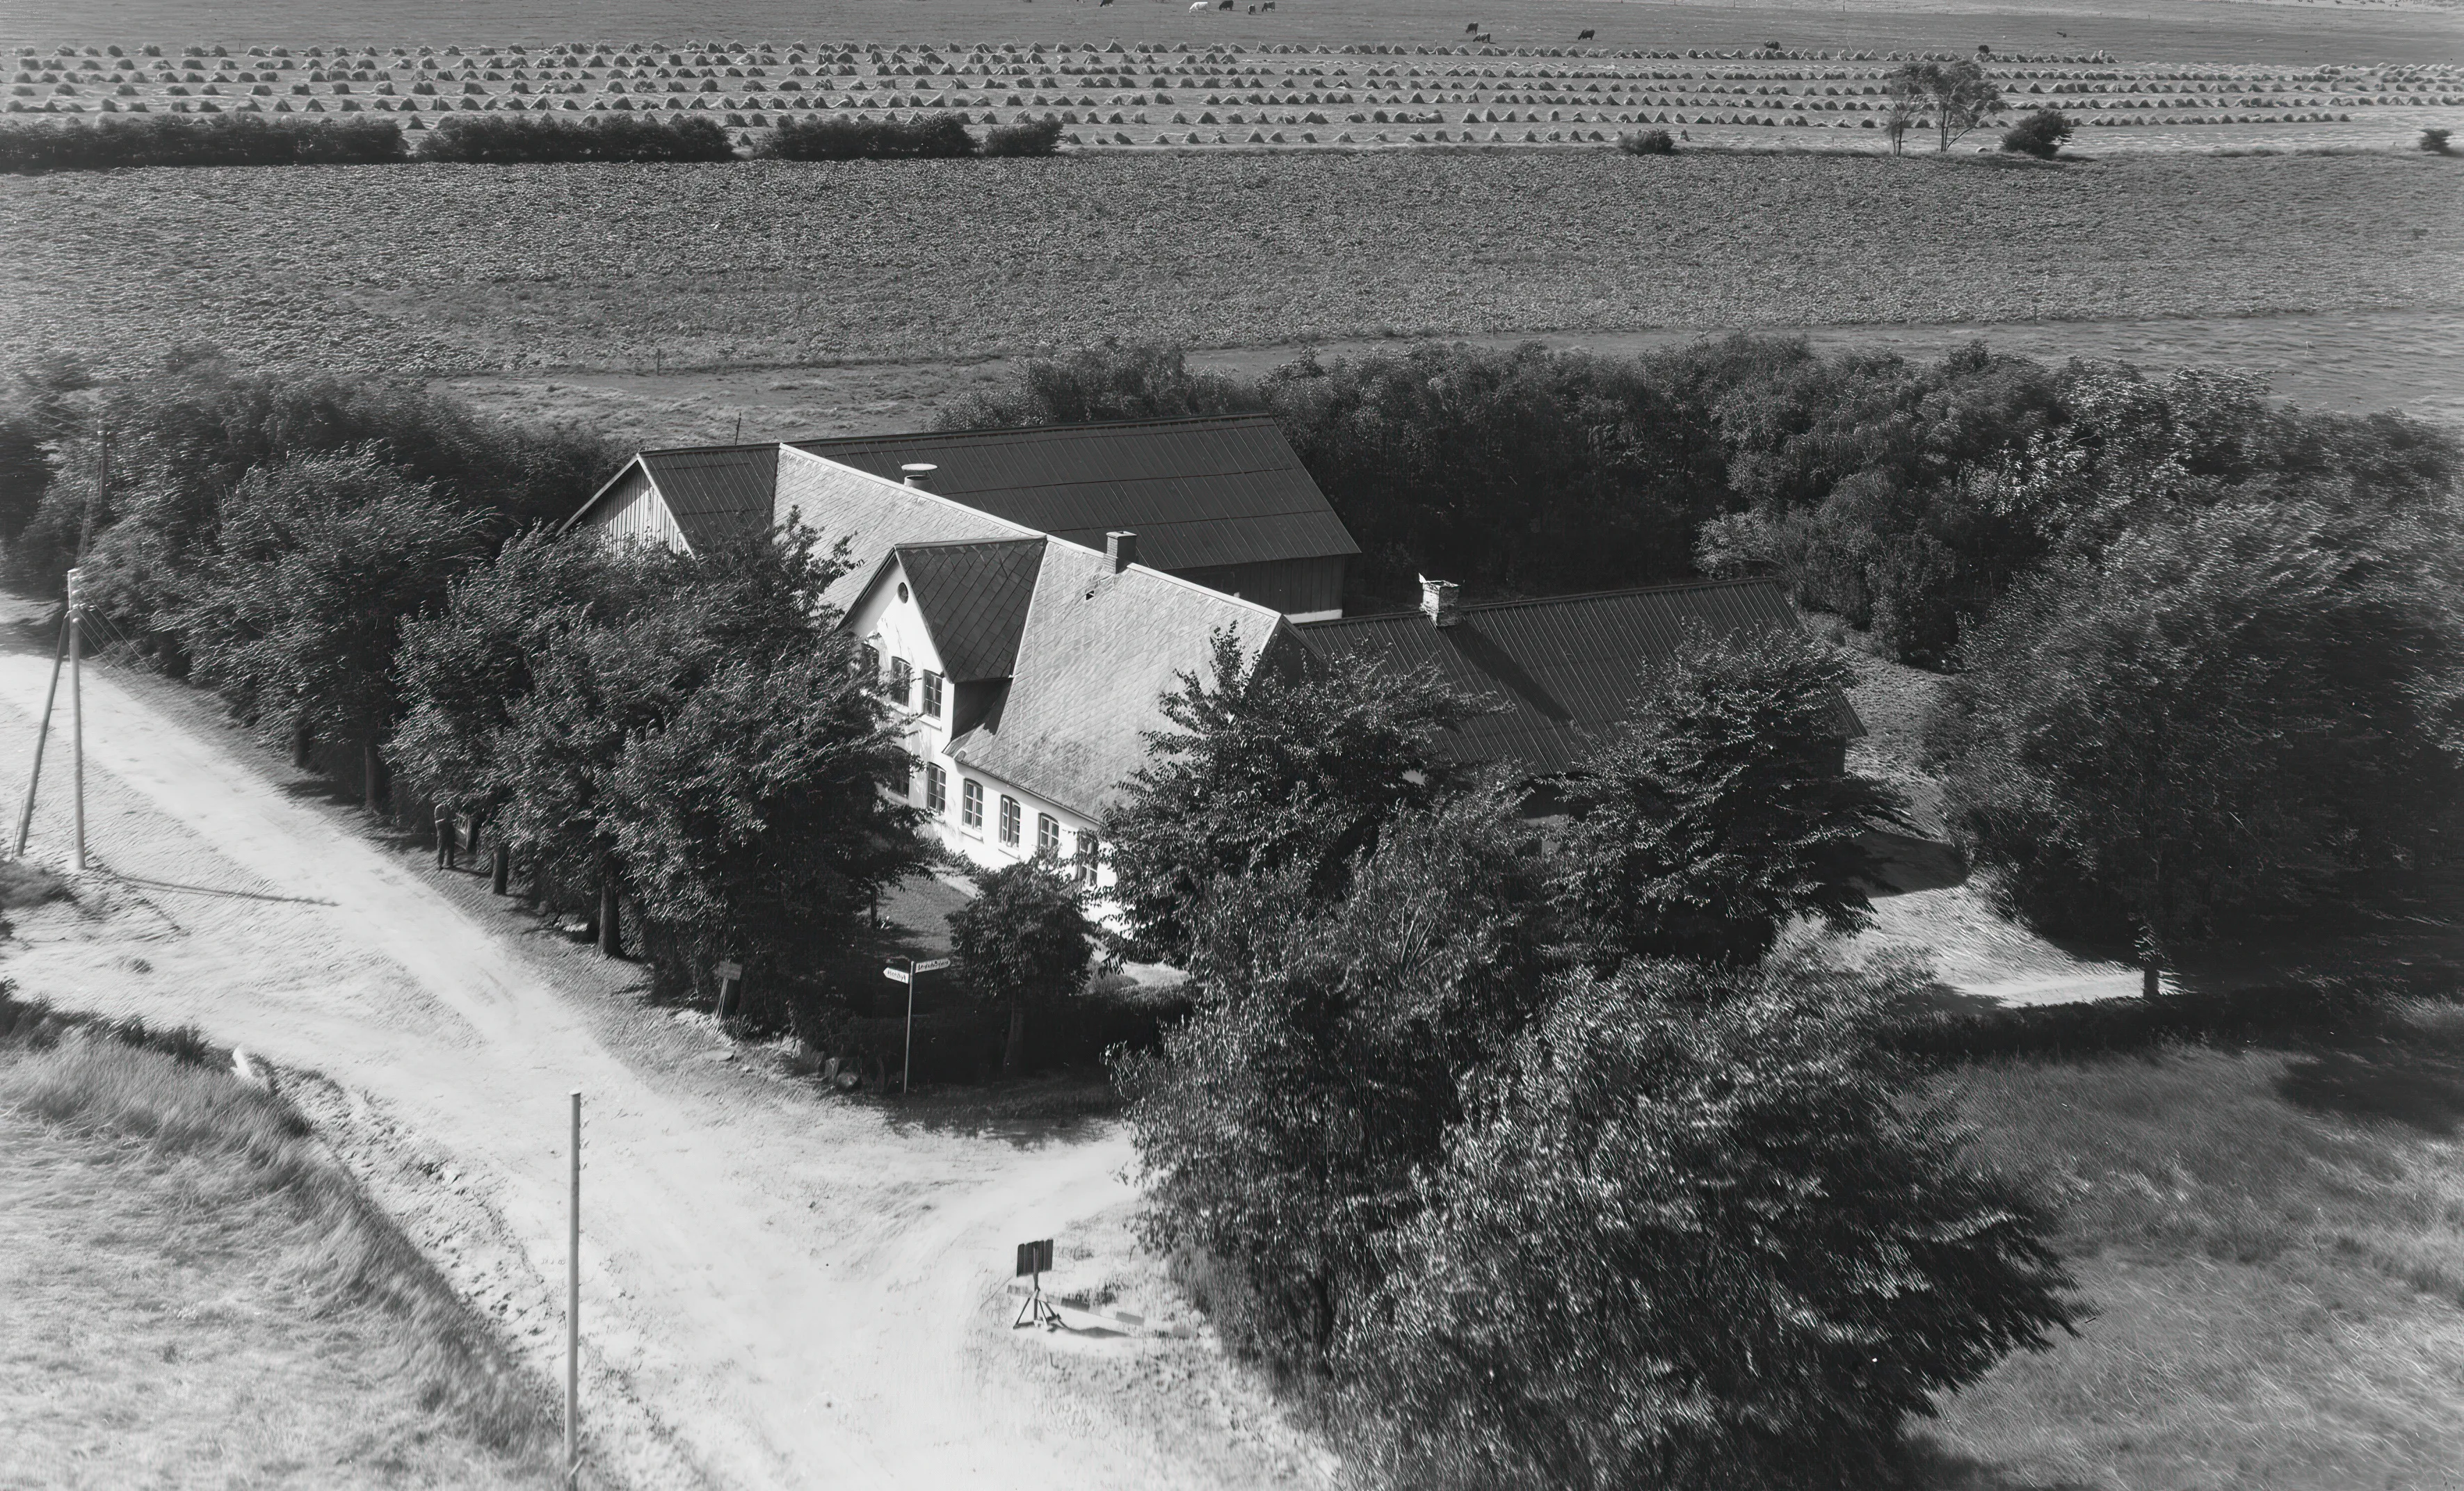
[1465,22,1480,33]
[1262,2,1274,9]
[1191,2,1207,8]
[1218,1,1232,10]
[1474,33,1491,43]
[1578,28,1595,39]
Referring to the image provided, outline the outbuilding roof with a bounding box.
[789,414,1359,573]
[1293,578,1863,776]
[567,444,779,551]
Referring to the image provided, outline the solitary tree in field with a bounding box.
[1886,61,2002,154]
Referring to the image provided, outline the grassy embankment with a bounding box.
[0,952,558,1490]
[1919,1004,2464,1488]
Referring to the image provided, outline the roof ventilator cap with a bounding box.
[901,462,937,489]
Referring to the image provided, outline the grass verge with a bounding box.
[1917,999,2464,1488]
[0,988,557,1488]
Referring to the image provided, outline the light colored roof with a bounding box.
[946,540,1290,820]
[774,448,1038,613]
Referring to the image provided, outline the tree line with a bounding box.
[942,340,2464,958]
[1097,625,2073,1488]
[0,108,1059,172]
[0,350,920,1020]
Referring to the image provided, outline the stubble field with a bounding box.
[3,150,2456,382]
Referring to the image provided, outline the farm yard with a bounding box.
[7,31,2463,158]
[3,150,2456,384]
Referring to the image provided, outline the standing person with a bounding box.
[435,804,456,870]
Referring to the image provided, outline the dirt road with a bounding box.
[0,618,1285,1491]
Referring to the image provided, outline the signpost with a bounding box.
[1013,1237,1059,1330]
[885,958,951,1094]
[714,959,742,1018]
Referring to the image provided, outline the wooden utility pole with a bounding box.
[566,1088,582,1488]
[67,567,86,873]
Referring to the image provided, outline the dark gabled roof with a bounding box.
[896,538,1046,682]
[568,444,778,549]
[1294,578,1863,776]
[790,414,1360,573]
[638,444,778,548]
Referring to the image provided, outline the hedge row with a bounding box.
[1,108,1063,172]
[0,112,405,170]
[756,111,1061,159]
[411,112,734,163]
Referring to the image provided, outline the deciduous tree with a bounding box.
[1351,947,2074,1491]
[1103,629,1471,964]
[1933,494,2464,984]
[1556,625,1898,966]
[169,446,485,809]
[949,859,1095,1074]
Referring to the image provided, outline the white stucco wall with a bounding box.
[844,557,1113,897]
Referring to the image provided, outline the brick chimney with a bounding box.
[901,462,937,489]
[1419,576,1461,628]
[1107,531,1139,573]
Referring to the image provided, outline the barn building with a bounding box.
[565,428,1854,894]
[1294,577,1863,784]
[569,438,1293,889]
[565,413,1358,620]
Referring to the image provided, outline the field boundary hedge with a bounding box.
[0,113,404,171]
[414,111,734,163]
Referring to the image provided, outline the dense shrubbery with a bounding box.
[1114,637,2071,1485]
[2000,108,2072,158]
[757,112,976,160]
[0,113,406,172]
[394,526,925,1006]
[9,350,618,616]
[949,341,2461,670]
[1618,127,1676,154]
[414,113,734,164]
[981,117,1065,157]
